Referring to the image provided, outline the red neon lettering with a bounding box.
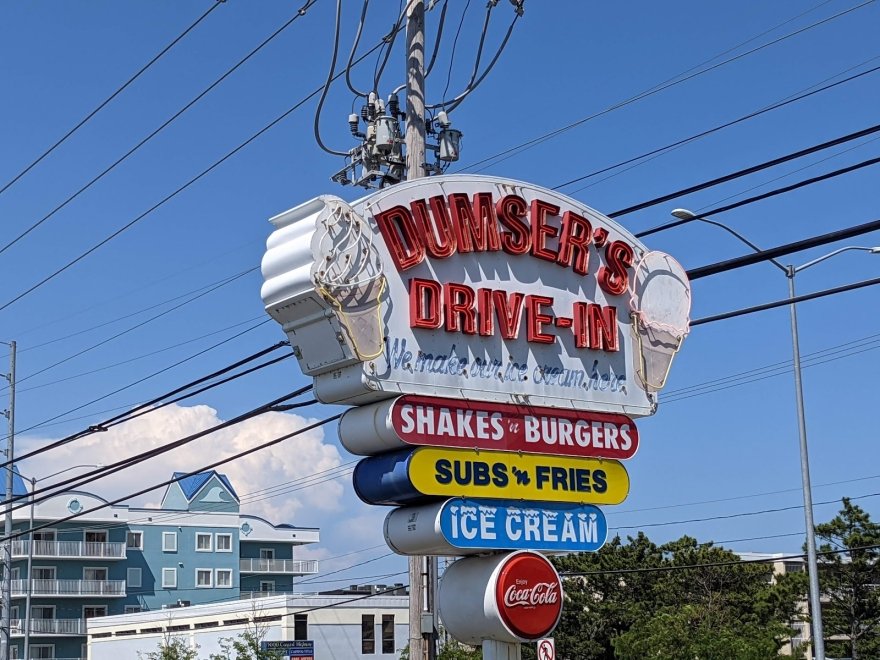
[444,283,477,334]
[410,196,457,259]
[449,192,501,253]
[526,295,555,344]
[477,288,494,336]
[530,199,560,263]
[409,278,442,329]
[375,206,425,271]
[557,210,592,275]
[598,240,634,296]
[573,303,619,351]
[493,290,524,339]
[495,194,531,255]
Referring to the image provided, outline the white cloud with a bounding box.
[19,403,344,525]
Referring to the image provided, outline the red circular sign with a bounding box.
[495,552,563,640]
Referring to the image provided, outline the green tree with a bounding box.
[138,636,200,660]
[815,498,880,660]
[209,630,282,660]
[550,533,804,659]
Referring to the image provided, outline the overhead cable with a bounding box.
[691,275,880,327]
[560,543,880,577]
[552,63,880,191]
[0,412,342,543]
[345,0,372,98]
[636,156,880,238]
[0,0,318,257]
[686,217,880,280]
[0,341,292,469]
[0,26,397,313]
[8,389,316,515]
[372,2,407,94]
[0,1,223,198]
[456,0,876,173]
[608,123,880,218]
[314,0,351,156]
[423,0,449,79]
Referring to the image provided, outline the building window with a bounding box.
[124,606,142,614]
[32,567,56,580]
[85,530,108,543]
[196,533,212,552]
[126,531,143,549]
[162,568,177,589]
[259,580,275,593]
[215,569,233,588]
[84,567,108,581]
[162,532,177,552]
[382,615,395,654]
[83,606,107,619]
[294,614,308,641]
[196,569,213,588]
[362,614,375,654]
[215,533,232,552]
[259,548,275,560]
[30,646,54,659]
[127,568,142,588]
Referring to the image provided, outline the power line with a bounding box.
[1,342,292,470]
[0,411,342,543]
[372,1,406,94]
[314,0,351,157]
[14,319,272,436]
[0,29,396,314]
[559,543,880,577]
[686,217,880,280]
[423,0,449,79]
[457,0,876,173]
[18,315,268,394]
[552,61,880,192]
[18,269,259,355]
[0,1,223,198]
[9,390,316,515]
[692,274,880,326]
[637,156,880,238]
[611,491,880,532]
[0,0,318,257]
[441,0,471,103]
[345,0,372,98]
[5,267,255,390]
[607,123,880,217]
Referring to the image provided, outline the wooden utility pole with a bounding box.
[404,3,432,660]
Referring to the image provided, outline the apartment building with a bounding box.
[6,469,318,659]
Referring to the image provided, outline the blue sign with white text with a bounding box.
[261,640,314,658]
[438,499,607,552]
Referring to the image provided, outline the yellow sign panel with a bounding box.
[408,447,629,505]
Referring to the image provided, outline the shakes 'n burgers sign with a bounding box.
[261,175,690,417]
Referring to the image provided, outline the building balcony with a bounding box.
[239,558,318,575]
[11,579,126,598]
[11,540,126,560]
[11,617,87,636]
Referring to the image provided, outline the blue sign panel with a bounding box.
[438,499,607,552]
[261,640,314,658]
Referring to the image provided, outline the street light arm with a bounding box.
[793,246,879,273]
[669,208,788,274]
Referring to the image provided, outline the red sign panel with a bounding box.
[495,552,563,640]
[389,395,638,460]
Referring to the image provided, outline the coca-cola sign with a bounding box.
[495,552,563,640]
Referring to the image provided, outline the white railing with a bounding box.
[11,540,126,559]
[240,590,279,600]
[11,579,126,597]
[239,559,318,574]
[10,618,87,635]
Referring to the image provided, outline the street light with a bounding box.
[23,464,100,659]
[671,208,879,660]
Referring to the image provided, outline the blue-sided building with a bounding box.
[5,469,319,660]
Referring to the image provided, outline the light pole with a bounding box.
[1,340,15,660]
[671,208,879,660]
[23,464,99,659]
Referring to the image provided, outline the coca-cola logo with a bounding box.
[495,552,563,640]
[503,581,560,608]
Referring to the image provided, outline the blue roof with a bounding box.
[172,470,239,502]
[0,466,31,502]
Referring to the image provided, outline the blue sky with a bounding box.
[1,0,879,583]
